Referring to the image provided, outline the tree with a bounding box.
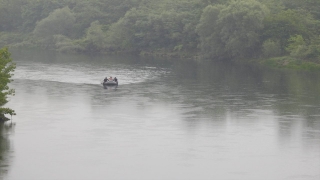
[72,0,108,38]
[83,21,107,52]
[286,35,320,61]
[197,0,269,59]
[21,0,71,32]
[72,0,138,38]
[282,0,320,19]
[196,4,226,59]
[263,9,319,53]
[218,0,269,58]
[33,7,75,39]
[106,9,138,52]
[105,0,205,53]
[257,0,284,13]
[0,0,26,31]
[0,47,16,122]
[262,39,281,58]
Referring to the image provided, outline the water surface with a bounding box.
[1,49,320,180]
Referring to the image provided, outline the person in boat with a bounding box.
[104,77,108,82]
[108,76,113,81]
[114,77,118,83]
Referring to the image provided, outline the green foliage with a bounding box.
[262,39,281,58]
[196,4,226,59]
[305,36,320,62]
[263,9,319,53]
[33,6,75,48]
[106,0,204,53]
[0,0,319,66]
[0,0,26,31]
[219,0,269,58]
[257,0,284,13]
[0,32,26,47]
[286,35,320,62]
[262,56,320,71]
[106,12,136,51]
[286,35,306,57]
[197,0,269,59]
[0,47,15,122]
[72,0,139,38]
[33,6,75,38]
[282,0,320,19]
[53,35,84,53]
[82,21,108,52]
[21,0,71,32]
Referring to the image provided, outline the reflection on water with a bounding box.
[0,123,15,179]
[173,60,320,150]
[5,48,320,180]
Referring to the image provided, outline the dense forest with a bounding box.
[0,0,320,64]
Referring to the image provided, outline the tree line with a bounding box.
[0,0,319,63]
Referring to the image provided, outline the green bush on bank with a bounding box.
[0,32,26,47]
[262,56,320,71]
[0,47,16,123]
[262,39,282,58]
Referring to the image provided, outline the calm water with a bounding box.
[1,49,320,180]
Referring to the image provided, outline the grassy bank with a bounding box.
[261,56,320,71]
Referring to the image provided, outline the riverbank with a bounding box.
[2,33,320,72]
[260,56,320,71]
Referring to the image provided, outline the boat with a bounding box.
[102,77,118,87]
[103,80,118,86]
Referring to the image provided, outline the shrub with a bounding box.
[262,39,282,57]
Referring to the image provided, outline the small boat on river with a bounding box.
[102,76,118,87]
[103,80,118,86]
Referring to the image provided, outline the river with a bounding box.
[1,48,320,180]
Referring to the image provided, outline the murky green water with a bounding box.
[1,49,320,180]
